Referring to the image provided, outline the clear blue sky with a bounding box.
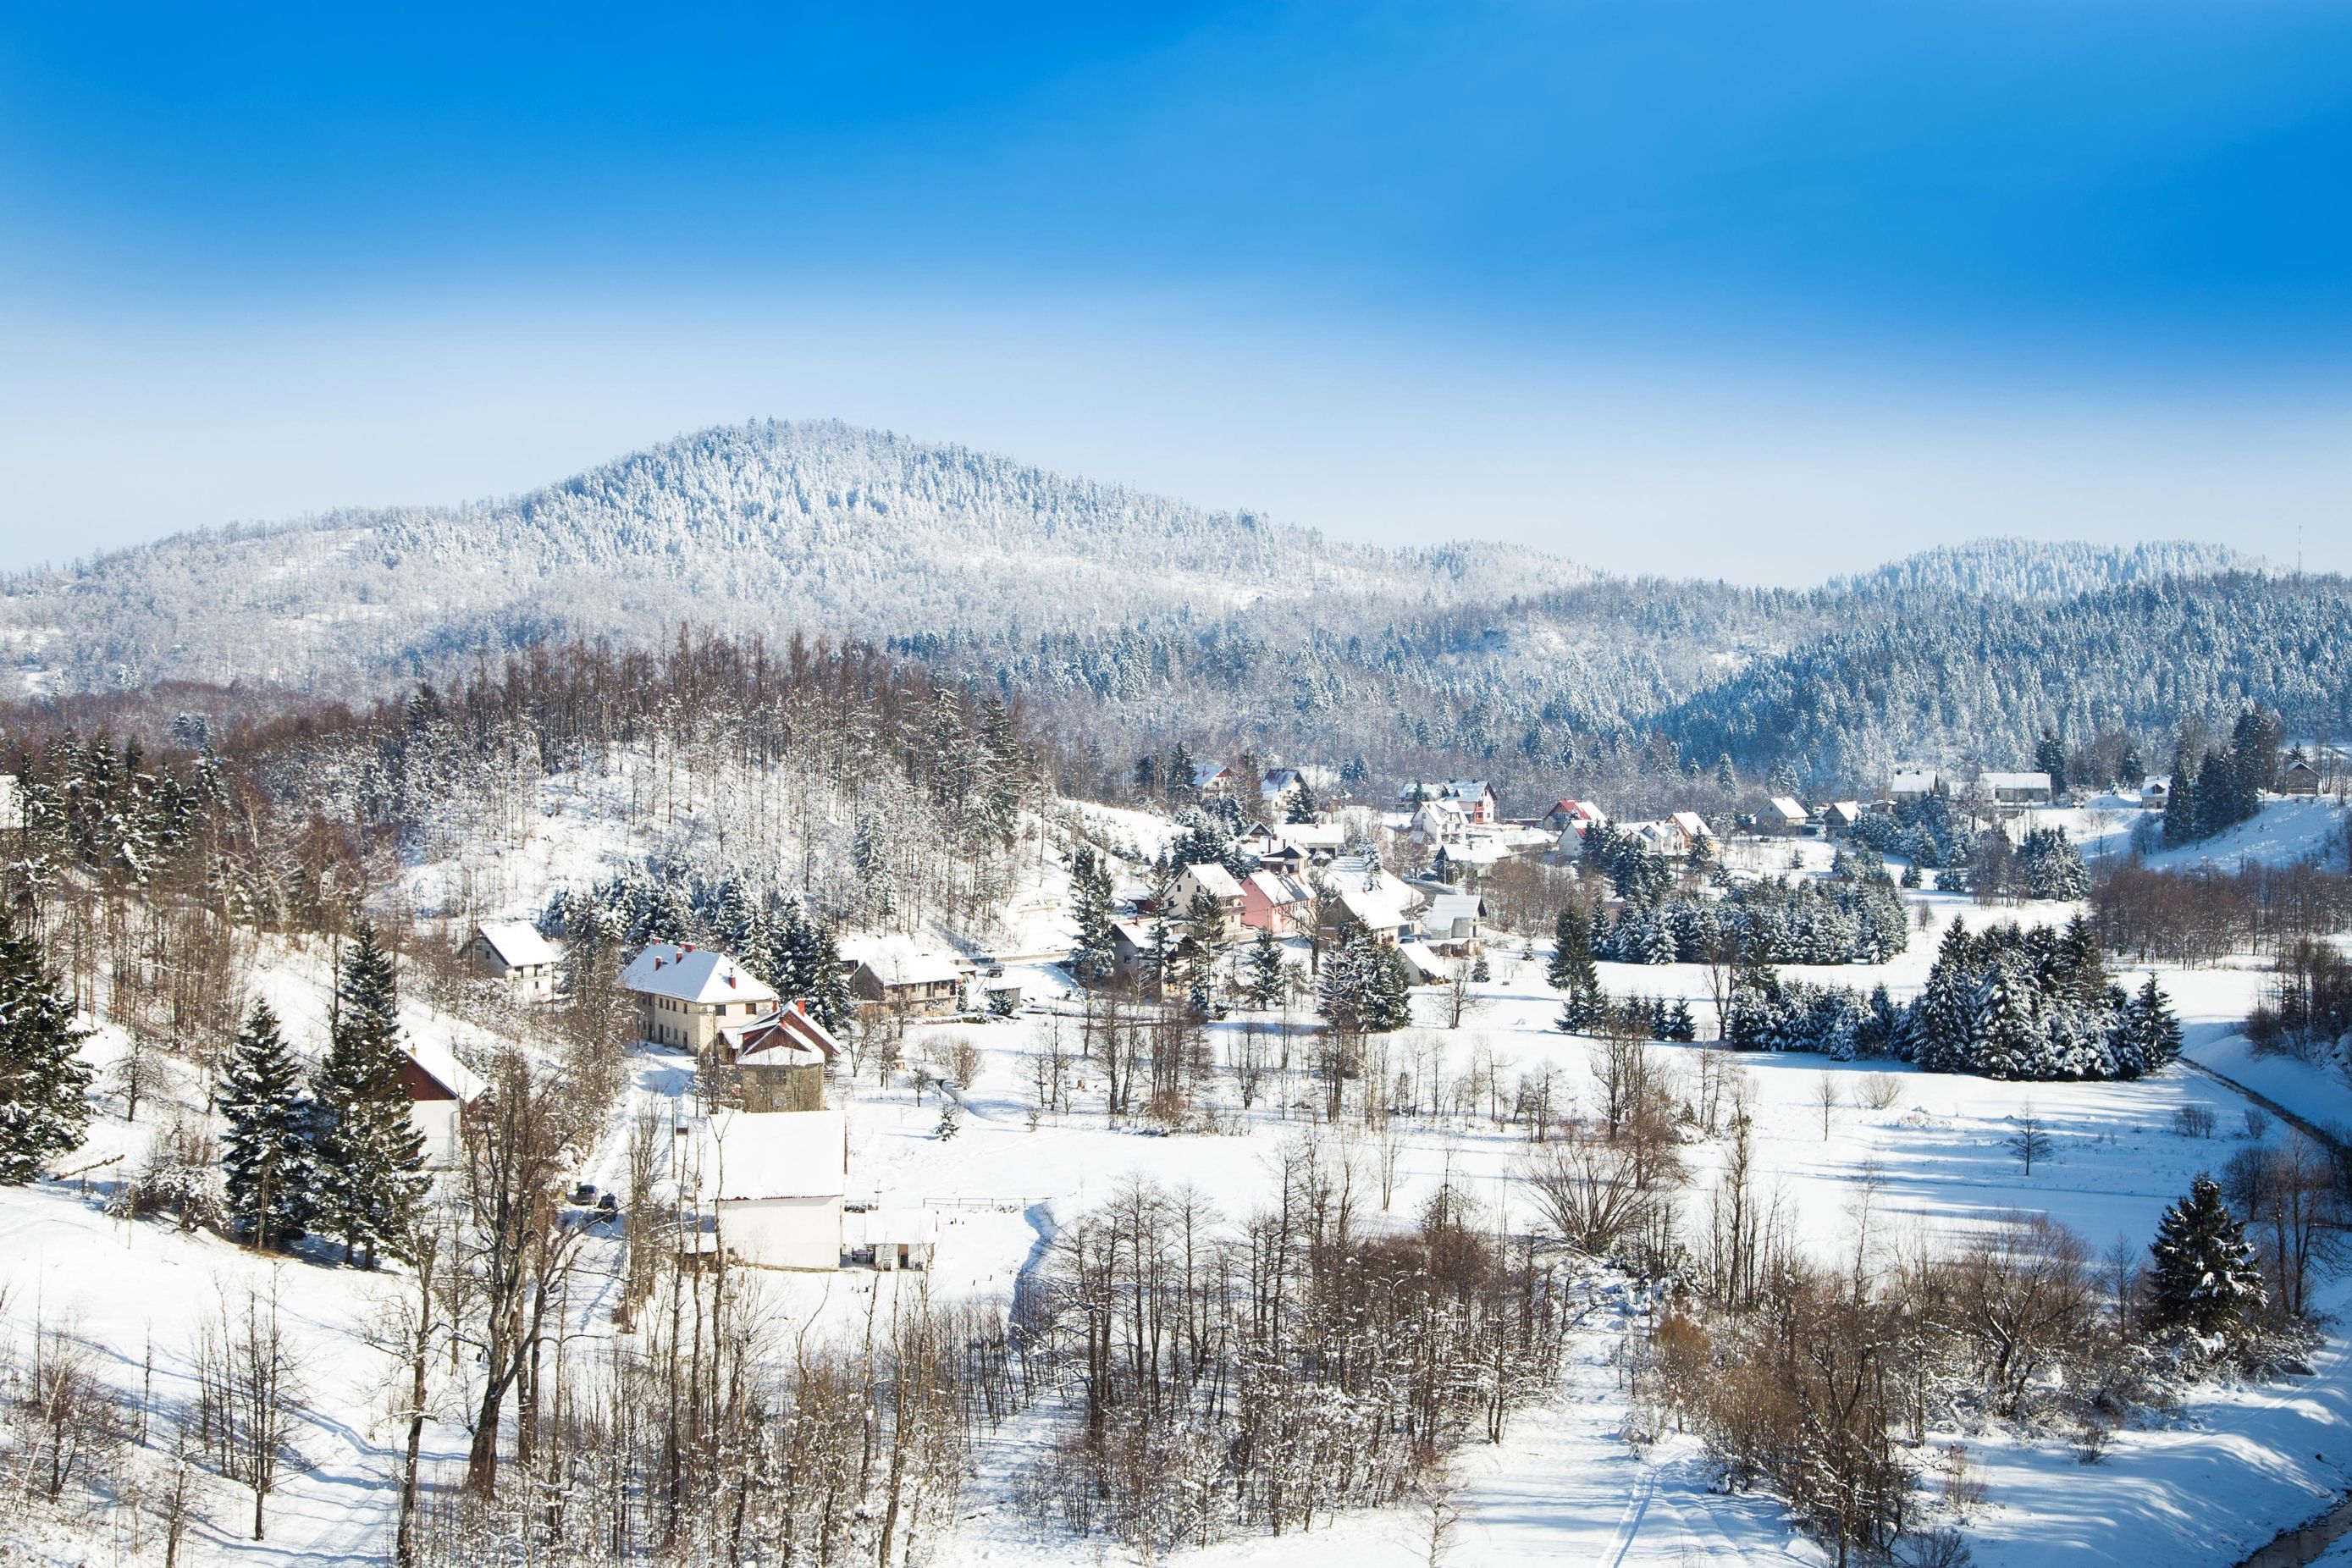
[3,3,2349,580]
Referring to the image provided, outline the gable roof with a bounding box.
[698,1110,847,1202]
[474,919,557,969]
[1670,810,1714,838]
[730,1000,844,1065]
[1176,861,1243,899]
[1767,796,1808,822]
[1980,770,2052,792]
[1245,870,1311,906]
[401,1035,485,1103]
[1190,761,1232,787]
[1423,892,1485,928]
[621,943,781,1006]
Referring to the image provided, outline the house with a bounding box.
[1412,798,1473,847]
[397,1035,484,1170]
[1981,771,2053,806]
[1237,820,1286,859]
[462,920,559,999]
[1420,891,1487,954]
[1889,770,1942,805]
[2141,777,2171,809]
[1670,810,1715,850]
[726,999,843,1114]
[700,1110,847,1272]
[1275,821,1346,859]
[1107,919,1204,991]
[1626,819,1684,858]
[1762,797,1809,835]
[846,951,963,1018]
[1543,798,1609,834]
[1241,869,1313,935]
[1261,768,1306,811]
[2281,758,2322,797]
[1434,780,1499,825]
[622,943,781,1053]
[848,1206,938,1272]
[1190,762,1238,799]
[1397,942,1452,986]
[1170,862,1245,929]
[1322,877,1420,948]
[1822,800,1865,831]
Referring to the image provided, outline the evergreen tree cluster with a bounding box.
[1315,929,1413,1035]
[2148,1173,2266,1337]
[1851,795,1968,869]
[216,926,429,1264]
[1066,845,1118,983]
[1909,919,2180,1080]
[12,728,218,888]
[1591,876,1909,967]
[0,909,93,1183]
[545,864,853,1030]
[2164,709,2284,848]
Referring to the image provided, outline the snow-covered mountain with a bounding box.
[0,419,1591,692]
[1831,537,2262,600]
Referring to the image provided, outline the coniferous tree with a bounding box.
[219,1002,315,1251]
[2162,748,2198,848]
[2120,973,2184,1074]
[1243,931,1288,1008]
[312,925,428,1267]
[2148,1173,2265,1336]
[2034,730,2069,798]
[1066,846,1117,985]
[0,910,93,1184]
[1284,779,1317,825]
[1547,903,1602,1027]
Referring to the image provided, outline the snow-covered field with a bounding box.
[8,791,2352,1566]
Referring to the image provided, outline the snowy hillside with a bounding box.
[0,420,1590,692]
[1832,538,2264,600]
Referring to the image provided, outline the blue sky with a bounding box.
[3,3,2349,580]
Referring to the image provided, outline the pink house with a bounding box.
[1240,870,1311,936]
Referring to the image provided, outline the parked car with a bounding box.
[571,1182,599,1206]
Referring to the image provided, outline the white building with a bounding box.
[622,943,781,1052]
[463,920,560,999]
[396,1035,484,1170]
[701,1109,847,1272]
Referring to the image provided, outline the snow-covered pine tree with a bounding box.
[2162,748,2198,847]
[219,1002,316,1250]
[312,925,428,1267]
[2148,1173,2265,1336]
[2118,973,2183,1075]
[0,909,93,1183]
[1243,930,1287,1008]
[1067,845,1117,985]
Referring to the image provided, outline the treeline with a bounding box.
[2093,859,2352,967]
[1016,1152,1567,1555]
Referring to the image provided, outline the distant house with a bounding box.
[1762,797,1809,836]
[1190,762,1238,800]
[848,1207,938,1273]
[726,999,843,1114]
[463,920,559,999]
[1170,862,1245,928]
[1981,771,2053,806]
[1543,798,1609,834]
[846,952,963,1018]
[1888,770,1941,805]
[1237,820,1286,859]
[700,1110,847,1272]
[623,943,781,1053]
[1261,768,1306,811]
[2141,777,2171,809]
[1822,800,1865,831]
[1397,942,1453,986]
[1107,919,1204,992]
[1670,810,1715,849]
[2281,758,2322,797]
[1240,869,1312,936]
[1275,821,1346,859]
[396,1036,484,1170]
[1412,799,1473,847]
[1435,780,1499,825]
[1420,891,1487,954]
[1322,875,1421,948]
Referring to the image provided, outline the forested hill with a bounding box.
[1830,538,2261,599]
[0,419,2336,804]
[0,419,1591,692]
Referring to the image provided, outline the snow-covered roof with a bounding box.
[837,935,963,986]
[1423,892,1484,930]
[1889,770,1940,794]
[474,919,557,969]
[730,1001,843,1065]
[1439,779,1492,799]
[1397,942,1451,983]
[1826,800,1864,823]
[1670,810,1714,839]
[621,943,780,1006]
[699,1110,847,1202]
[1190,762,1231,787]
[1177,862,1243,899]
[1981,771,2052,792]
[1245,870,1310,906]
[401,1035,485,1102]
[1767,796,1808,822]
[1338,882,1414,934]
[847,1207,940,1246]
[1277,822,1345,850]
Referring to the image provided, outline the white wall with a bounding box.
[410,1100,462,1171]
[718,1196,843,1271]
